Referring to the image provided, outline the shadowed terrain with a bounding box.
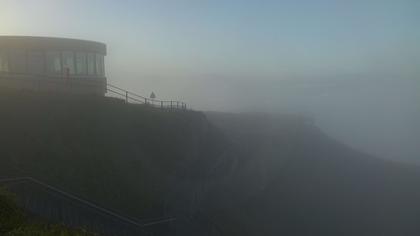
[204,112,420,236]
[1,91,419,235]
[0,90,227,228]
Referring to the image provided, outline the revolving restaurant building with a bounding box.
[0,36,107,95]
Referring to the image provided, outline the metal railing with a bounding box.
[106,83,187,110]
[0,177,176,236]
[0,73,187,110]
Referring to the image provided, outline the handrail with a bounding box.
[106,83,187,110]
[0,73,187,110]
[0,177,176,228]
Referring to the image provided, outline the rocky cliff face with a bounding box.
[0,91,229,230]
[2,91,419,236]
[204,112,420,236]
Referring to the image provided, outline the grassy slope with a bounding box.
[0,188,95,236]
[0,90,227,219]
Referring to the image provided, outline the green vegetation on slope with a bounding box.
[0,188,95,236]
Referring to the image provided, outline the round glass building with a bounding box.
[0,36,107,95]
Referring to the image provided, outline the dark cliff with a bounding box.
[0,91,228,224]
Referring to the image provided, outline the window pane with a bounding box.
[10,50,26,73]
[62,51,75,75]
[96,54,104,76]
[76,52,87,75]
[27,51,45,74]
[0,51,9,72]
[46,51,61,74]
[87,53,95,75]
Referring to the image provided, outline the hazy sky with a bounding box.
[1,1,419,162]
[1,0,419,109]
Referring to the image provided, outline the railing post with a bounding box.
[106,83,187,110]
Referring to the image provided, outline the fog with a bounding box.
[188,75,420,163]
[1,0,419,163]
[2,1,420,235]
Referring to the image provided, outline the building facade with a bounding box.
[0,36,107,95]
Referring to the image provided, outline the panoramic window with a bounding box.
[46,51,61,74]
[27,51,45,74]
[87,53,95,75]
[9,50,26,73]
[62,51,75,75]
[0,51,9,72]
[96,54,104,76]
[75,52,87,75]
